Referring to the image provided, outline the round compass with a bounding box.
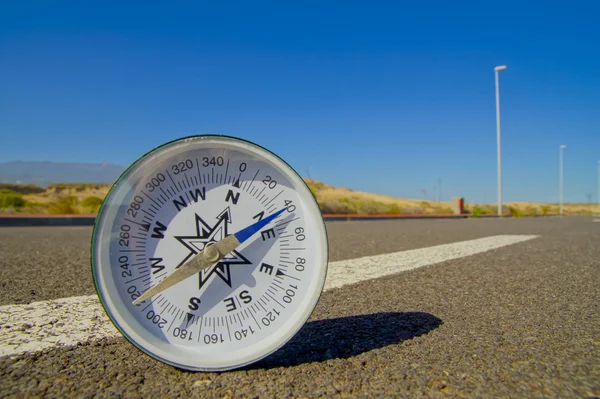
[91,135,328,371]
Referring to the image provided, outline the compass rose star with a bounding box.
[174,209,251,289]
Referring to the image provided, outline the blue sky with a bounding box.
[1,1,599,203]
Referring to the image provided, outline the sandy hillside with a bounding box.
[1,180,598,216]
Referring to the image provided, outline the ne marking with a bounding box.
[0,235,538,357]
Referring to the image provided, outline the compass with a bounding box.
[91,135,329,371]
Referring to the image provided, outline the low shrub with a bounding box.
[387,204,402,214]
[0,189,25,209]
[472,206,482,217]
[81,196,104,213]
[508,206,525,217]
[47,196,79,214]
[0,184,45,195]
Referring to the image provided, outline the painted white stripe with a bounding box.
[592,219,600,222]
[323,234,538,291]
[0,234,537,357]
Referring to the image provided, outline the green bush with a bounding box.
[0,184,45,195]
[472,206,482,217]
[387,204,402,214]
[0,189,25,209]
[81,196,104,213]
[508,206,525,217]
[540,205,550,216]
[47,196,79,214]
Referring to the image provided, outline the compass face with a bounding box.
[91,135,328,371]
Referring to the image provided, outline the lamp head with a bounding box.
[494,65,507,72]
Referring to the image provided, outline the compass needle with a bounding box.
[133,209,286,305]
[92,135,328,371]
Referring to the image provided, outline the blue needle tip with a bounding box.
[234,208,287,244]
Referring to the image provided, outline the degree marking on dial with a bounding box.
[167,317,176,333]
[125,273,150,285]
[160,300,170,313]
[275,217,299,227]
[249,309,262,330]
[247,169,260,192]
[265,291,285,309]
[280,260,293,265]
[226,317,232,341]
[224,159,230,183]
[264,190,284,207]
[141,294,162,312]
[255,186,266,200]
[141,190,162,208]
[141,209,155,218]
[258,300,267,312]
[197,319,203,342]
[195,158,202,183]
[184,173,191,188]
[119,249,144,253]
[272,282,285,291]
[133,261,145,269]
[165,170,180,193]
[159,186,169,200]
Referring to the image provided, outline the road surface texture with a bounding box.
[0,217,598,398]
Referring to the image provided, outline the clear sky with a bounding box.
[1,1,599,204]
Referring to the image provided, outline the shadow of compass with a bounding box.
[246,311,442,369]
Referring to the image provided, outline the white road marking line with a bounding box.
[323,234,538,291]
[0,234,538,357]
[592,219,600,222]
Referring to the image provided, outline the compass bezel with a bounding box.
[91,134,329,371]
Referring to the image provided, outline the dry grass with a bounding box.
[23,184,111,205]
[1,180,598,216]
[305,178,452,215]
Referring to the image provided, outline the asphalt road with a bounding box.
[1,217,599,398]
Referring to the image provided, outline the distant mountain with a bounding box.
[0,161,125,186]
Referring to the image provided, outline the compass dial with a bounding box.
[91,135,328,371]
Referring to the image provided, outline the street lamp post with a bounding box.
[597,161,600,216]
[559,145,567,216]
[494,65,507,217]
